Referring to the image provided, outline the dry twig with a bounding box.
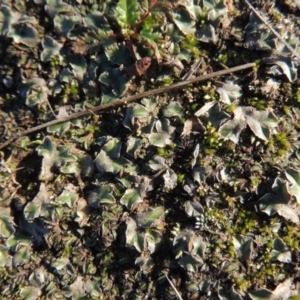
[242,0,300,60]
[166,275,183,300]
[0,62,255,150]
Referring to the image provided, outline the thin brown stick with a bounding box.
[166,275,183,300]
[242,0,300,60]
[0,62,255,150]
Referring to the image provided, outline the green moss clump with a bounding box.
[294,88,300,102]
[162,77,173,85]
[50,54,60,68]
[283,224,300,251]
[202,123,222,155]
[247,97,269,110]
[177,173,185,184]
[216,53,228,64]
[181,33,201,58]
[157,146,174,159]
[283,105,292,116]
[202,83,217,101]
[224,103,236,113]
[267,132,292,156]
[271,11,282,22]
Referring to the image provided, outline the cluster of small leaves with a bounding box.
[2,0,300,299]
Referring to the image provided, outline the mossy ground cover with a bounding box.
[1,0,300,299]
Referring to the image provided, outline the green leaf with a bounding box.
[135,256,154,272]
[85,278,102,297]
[70,56,87,82]
[84,12,112,32]
[165,23,185,43]
[270,238,291,263]
[55,145,76,166]
[163,102,184,118]
[102,138,122,158]
[232,235,253,262]
[101,37,132,66]
[178,252,203,273]
[285,167,300,204]
[40,35,62,62]
[171,6,196,35]
[47,121,70,136]
[195,101,230,127]
[25,82,48,107]
[218,287,243,300]
[62,276,85,298]
[24,183,54,220]
[118,174,141,188]
[76,153,95,177]
[0,245,10,267]
[120,188,143,210]
[45,0,75,18]
[144,229,163,253]
[191,236,207,258]
[88,185,115,207]
[132,104,150,118]
[126,137,142,157]
[0,4,14,35]
[10,23,40,47]
[258,178,299,224]
[59,68,74,83]
[99,68,130,97]
[54,15,81,36]
[0,213,15,238]
[216,81,242,104]
[37,136,56,157]
[248,289,274,300]
[37,137,78,180]
[219,106,278,143]
[203,0,227,27]
[185,200,204,217]
[123,100,156,130]
[6,233,31,250]
[56,190,78,208]
[109,43,132,65]
[125,217,145,252]
[94,150,131,174]
[26,88,45,107]
[134,207,164,228]
[101,37,118,60]
[13,245,30,267]
[52,257,71,271]
[140,27,161,46]
[269,177,291,203]
[24,201,41,220]
[148,132,172,147]
[148,155,166,171]
[173,229,194,253]
[94,138,131,174]
[60,163,78,174]
[133,231,145,253]
[19,286,41,300]
[101,93,119,105]
[116,0,140,28]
